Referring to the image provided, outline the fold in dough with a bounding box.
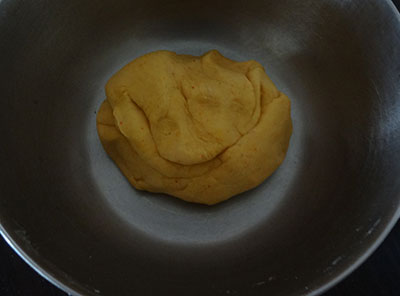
[97,50,292,205]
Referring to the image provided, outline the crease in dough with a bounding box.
[97,50,292,205]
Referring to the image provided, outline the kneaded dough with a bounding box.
[96,50,292,205]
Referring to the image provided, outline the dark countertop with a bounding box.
[1,1,400,295]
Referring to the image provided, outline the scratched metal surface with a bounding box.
[0,0,400,295]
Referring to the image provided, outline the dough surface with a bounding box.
[96,50,292,205]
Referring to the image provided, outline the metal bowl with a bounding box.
[1,0,400,295]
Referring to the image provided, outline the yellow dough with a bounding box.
[96,50,292,205]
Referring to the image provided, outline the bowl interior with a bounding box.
[1,0,400,295]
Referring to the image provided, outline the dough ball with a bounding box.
[96,50,292,205]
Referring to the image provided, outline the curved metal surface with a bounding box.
[0,0,400,295]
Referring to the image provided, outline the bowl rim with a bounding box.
[2,203,400,296]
